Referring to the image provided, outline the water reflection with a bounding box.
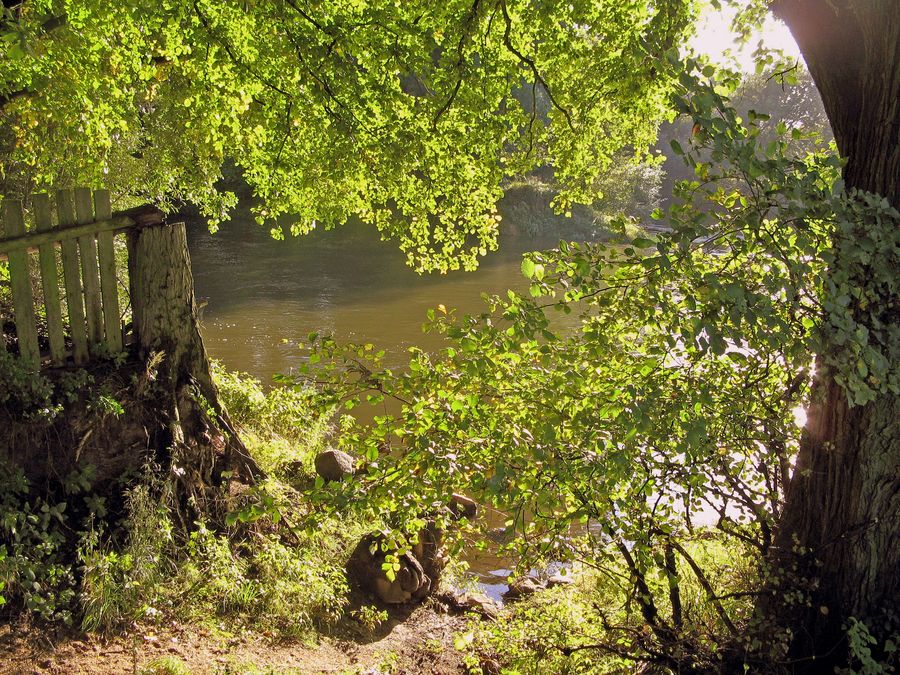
[188,214,583,381]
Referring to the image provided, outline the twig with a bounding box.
[497,0,574,132]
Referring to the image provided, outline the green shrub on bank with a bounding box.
[2,364,357,638]
[77,366,355,636]
[213,362,332,476]
[78,480,359,636]
[466,537,758,673]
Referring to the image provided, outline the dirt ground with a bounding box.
[0,605,474,674]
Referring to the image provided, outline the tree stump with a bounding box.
[131,222,259,525]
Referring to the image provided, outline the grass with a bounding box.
[212,361,333,476]
[464,536,760,673]
[77,366,366,639]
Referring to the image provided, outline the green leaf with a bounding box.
[521,258,536,278]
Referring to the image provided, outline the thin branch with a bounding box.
[281,0,330,36]
[432,0,482,127]
[497,0,574,132]
[667,537,739,637]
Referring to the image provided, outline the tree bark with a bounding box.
[131,222,258,526]
[761,1,900,667]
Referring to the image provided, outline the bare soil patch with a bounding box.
[0,605,471,674]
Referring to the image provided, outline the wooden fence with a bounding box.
[0,188,163,371]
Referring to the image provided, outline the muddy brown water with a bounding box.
[187,213,593,600]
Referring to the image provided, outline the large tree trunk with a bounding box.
[761,1,900,667]
[131,221,259,526]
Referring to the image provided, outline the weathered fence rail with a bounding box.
[0,188,165,370]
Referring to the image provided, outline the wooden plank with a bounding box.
[94,190,123,354]
[74,187,103,351]
[3,199,40,369]
[126,230,140,340]
[34,193,66,365]
[57,189,89,365]
[0,214,139,256]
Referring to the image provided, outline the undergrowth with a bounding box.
[462,538,759,674]
[0,366,365,639]
[212,361,332,476]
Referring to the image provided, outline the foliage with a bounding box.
[838,618,899,675]
[79,473,175,631]
[78,372,361,637]
[655,65,832,203]
[1,0,696,271]
[0,366,363,638]
[466,539,756,672]
[77,481,355,637]
[351,603,389,633]
[80,472,355,635]
[500,159,663,240]
[0,463,101,624]
[213,362,332,475]
[0,349,128,425]
[0,346,56,418]
[295,57,898,666]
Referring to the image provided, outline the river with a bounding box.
[187,210,589,381]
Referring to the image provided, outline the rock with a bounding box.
[411,522,447,583]
[346,529,444,605]
[314,448,355,481]
[503,576,544,601]
[452,591,500,620]
[449,493,477,520]
[546,571,575,588]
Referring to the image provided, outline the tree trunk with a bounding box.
[131,221,259,526]
[760,1,900,667]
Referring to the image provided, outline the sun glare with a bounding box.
[690,5,803,72]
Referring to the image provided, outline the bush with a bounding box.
[1,364,359,639]
[213,362,332,476]
[80,486,360,636]
[76,366,358,637]
[0,464,100,625]
[467,537,759,673]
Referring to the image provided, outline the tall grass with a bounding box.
[78,366,361,637]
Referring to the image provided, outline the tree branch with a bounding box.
[497,0,574,132]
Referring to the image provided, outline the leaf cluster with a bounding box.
[292,60,898,665]
[1,0,695,270]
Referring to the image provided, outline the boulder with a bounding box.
[447,591,500,620]
[314,448,355,482]
[503,576,545,601]
[546,571,575,588]
[346,526,447,605]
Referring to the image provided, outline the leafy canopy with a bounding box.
[1,0,694,270]
[295,56,898,661]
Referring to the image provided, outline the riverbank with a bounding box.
[0,604,470,674]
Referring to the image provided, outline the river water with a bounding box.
[187,212,584,381]
[186,206,596,600]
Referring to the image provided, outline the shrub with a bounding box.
[213,362,332,476]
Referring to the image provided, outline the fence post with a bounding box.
[57,189,89,365]
[3,199,40,369]
[75,187,103,353]
[94,190,123,354]
[34,193,66,365]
